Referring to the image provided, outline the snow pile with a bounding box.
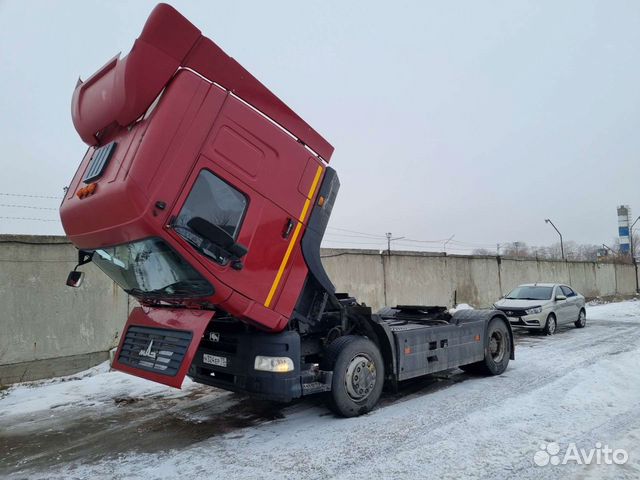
[587,298,640,323]
[0,361,197,418]
[449,303,474,313]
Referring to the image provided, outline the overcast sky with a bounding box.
[0,0,638,253]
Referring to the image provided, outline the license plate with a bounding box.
[203,353,228,368]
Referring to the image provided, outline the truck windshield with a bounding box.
[91,238,213,299]
[505,286,553,300]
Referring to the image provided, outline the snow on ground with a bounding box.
[1,300,640,480]
[0,362,199,418]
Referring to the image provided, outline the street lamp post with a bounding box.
[630,216,640,260]
[630,216,640,293]
[545,218,564,260]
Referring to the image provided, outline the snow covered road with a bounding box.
[1,300,640,479]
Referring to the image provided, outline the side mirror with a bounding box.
[66,270,85,288]
[66,249,93,288]
[555,294,567,301]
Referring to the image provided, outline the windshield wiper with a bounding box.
[125,281,210,299]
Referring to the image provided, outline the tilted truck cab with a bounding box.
[61,3,514,416]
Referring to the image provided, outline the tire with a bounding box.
[460,317,511,375]
[574,308,586,328]
[543,314,557,336]
[321,335,384,417]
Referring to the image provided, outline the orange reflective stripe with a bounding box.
[264,165,323,308]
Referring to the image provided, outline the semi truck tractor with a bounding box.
[61,3,514,417]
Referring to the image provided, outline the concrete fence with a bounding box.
[321,249,639,311]
[0,235,128,384]
[1,236,638,384]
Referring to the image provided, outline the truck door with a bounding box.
[168,156,297,309]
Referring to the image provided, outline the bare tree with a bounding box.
[501,241,530,258]
[472,248,494,256]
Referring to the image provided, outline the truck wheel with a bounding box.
[543,314,557,336]
[460,317,511,375]
[574,309,586,328]
[321,335,384,417]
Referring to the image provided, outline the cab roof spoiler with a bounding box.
[71,3,334,161]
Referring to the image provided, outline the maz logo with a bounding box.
[139,340,157,359]
[209,332,221,342]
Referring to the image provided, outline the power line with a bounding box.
[402,237,450,244]
[327,226,387,239]
[0,216,59,222]
[324,232,383,239]
[0,204,58,211]
[0,192,62,200]
[322,239,387,246]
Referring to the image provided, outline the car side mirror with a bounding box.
[66,270,85,288]
[555,294,567,301]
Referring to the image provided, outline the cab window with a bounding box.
[174,170,248,265]
[177,170,247,239]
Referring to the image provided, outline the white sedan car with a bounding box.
[493,283,586,335]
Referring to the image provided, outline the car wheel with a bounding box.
[321,335,384,418]
[574,308,586,328]
[460,317,511,375]
[543,314,557,336]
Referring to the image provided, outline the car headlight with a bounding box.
[254,356,294,373]
[525,306,542,315]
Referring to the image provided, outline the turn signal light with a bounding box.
[76,183,98,199]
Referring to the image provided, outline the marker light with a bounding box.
[76,183,98,199]
[254,356,294,373]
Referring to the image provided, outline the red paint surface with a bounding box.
[112,307,213,388]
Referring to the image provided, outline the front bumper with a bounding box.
[505,312,546,329]
[188,323,303,402]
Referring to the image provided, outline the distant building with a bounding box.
[617,205,632,254]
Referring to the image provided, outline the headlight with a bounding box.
[525,306,542,315]
[254,356,294,373]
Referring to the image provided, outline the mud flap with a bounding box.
[112,307,213,388]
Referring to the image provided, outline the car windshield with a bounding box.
[505,286,553,300]
[91,238,213,299]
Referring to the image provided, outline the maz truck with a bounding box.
[60,4,514,417]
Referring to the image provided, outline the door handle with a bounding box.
[282,218,295,239]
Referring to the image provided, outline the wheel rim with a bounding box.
[579,311,585,326]
[344,354,377,401]
[548,317,556,334]
[489,330,506,363]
